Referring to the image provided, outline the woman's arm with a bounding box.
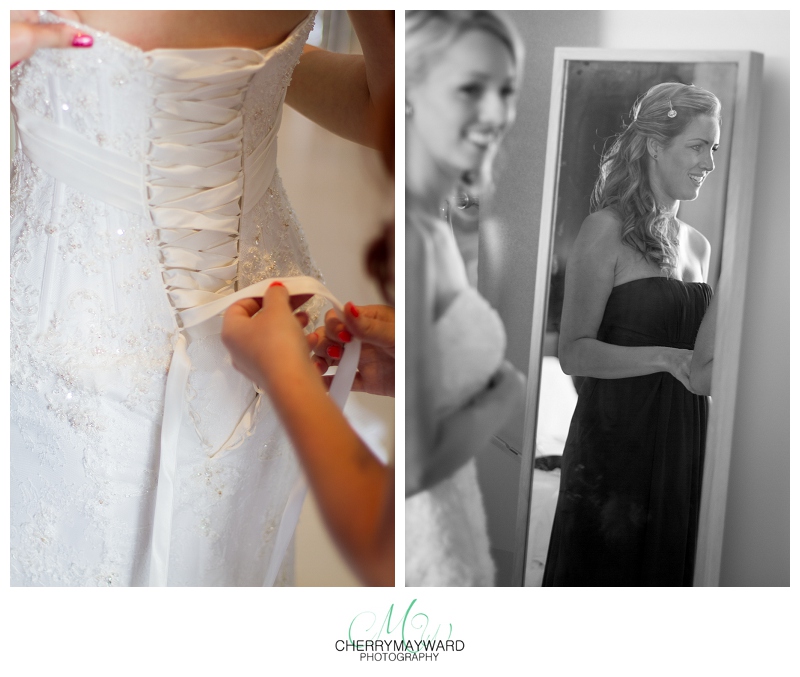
[405,218,436,496]
[222,285,394,586]
[689,291,717,396]
[405,217,526,495]
[558,211,694,389]
[285,10,394,149]
[420,361,525,492]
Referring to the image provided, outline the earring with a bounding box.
[653,151,658,160]
[405,101,413,118]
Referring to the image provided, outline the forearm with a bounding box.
[560,338,670,379]
[346,10,394,109]
[263,357,394,585]
[284,11,393,148]
[689,292,717,396]
[689,359,712,396]
[285,50,375,146]
[411,368,520,494]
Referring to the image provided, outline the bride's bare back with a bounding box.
[76,10,311,51]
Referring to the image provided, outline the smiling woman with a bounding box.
[542,83,722,586]
[650,115,720,205]
[404,10,526,587]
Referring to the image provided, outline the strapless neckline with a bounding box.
[40,10,315,58]
[612,277,710,293]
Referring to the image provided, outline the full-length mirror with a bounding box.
[517,49,762,586]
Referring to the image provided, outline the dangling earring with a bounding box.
[405,101,413,118]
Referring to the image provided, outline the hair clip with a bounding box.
[667,101,677,118]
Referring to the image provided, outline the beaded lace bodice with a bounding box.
[10,11,323,586]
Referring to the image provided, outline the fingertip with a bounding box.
[71,32,93,48]
[264,281,289,304]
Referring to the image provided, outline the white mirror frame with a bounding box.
[514,48,763,586]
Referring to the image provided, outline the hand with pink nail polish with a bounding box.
[11,11,91,67]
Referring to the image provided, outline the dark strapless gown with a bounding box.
[543,278,712,586]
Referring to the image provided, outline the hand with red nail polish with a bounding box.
[308,303,395,397]
[222,283,318,393]
[222,284,394,588]
[11,11,89,67]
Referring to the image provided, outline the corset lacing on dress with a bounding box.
[140,43,360,587]
[142,47,289,586]
[146,48,283,332]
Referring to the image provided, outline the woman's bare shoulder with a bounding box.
[681,222,711,259]
[573,208,623,255]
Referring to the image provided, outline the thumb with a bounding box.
[261,281,291,311]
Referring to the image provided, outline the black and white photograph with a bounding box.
[404,9,788,591]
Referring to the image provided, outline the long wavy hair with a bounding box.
[405,10,524,194]
[591,82,721,275]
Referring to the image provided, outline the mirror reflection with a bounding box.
[526,60,740,586]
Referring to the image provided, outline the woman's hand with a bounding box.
[663,347,695,392]
[308,303,395,397]
[464,360,527,433]
[416,360,526,492]
[221,284,316,393]
[11,11,91,67]
[223,284,394,587]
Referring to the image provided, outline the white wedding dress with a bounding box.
[405,212,504,586]
[10,11,326,586]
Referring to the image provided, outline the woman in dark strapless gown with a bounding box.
[544,83,722,586]
[544,279,711,585]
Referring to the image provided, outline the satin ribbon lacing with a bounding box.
[145,48,278,325]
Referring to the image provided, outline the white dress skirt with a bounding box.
[405,282,506,586]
